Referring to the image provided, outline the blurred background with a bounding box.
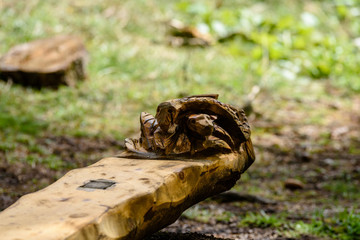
[0,0,359,239]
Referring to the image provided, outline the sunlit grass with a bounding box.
[2,0,359,141]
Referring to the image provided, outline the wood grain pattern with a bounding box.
[0,154,249,240]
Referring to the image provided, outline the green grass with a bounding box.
[239,209,360,240]
[1,0,359,143]
[182,205,236,223]
[314,210,360,240]
[240,210,286,228]
[184,206,360,239]
[323,180,360,201]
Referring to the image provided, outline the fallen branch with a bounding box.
[212,191,276,205]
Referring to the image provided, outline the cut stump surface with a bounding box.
[0,153,249,240]
[0,35,87,88]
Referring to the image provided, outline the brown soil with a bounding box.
[145,232,232,240]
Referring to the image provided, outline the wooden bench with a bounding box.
[0,95,255,240]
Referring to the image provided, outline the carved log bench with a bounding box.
[0,95,255,240]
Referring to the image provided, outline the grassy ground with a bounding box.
[0,0,359,239]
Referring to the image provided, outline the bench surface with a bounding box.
[0,154,247,240]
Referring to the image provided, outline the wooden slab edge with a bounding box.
[0,152,248,240]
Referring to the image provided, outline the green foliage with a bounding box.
[174,0,360,92]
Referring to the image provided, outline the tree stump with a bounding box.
[0,35,88,88]
[0,95,255,240]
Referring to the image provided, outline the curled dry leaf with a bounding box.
[167,19,213,47]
